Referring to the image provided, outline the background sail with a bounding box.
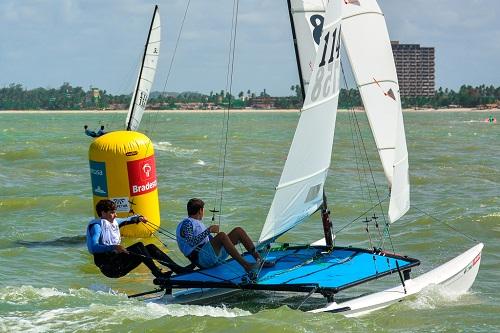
[289,0,326,93]
[341,0,409,222]
[259,0,343,244]
[125,6,161,131]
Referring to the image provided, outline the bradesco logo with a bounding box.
[127,156,157,196]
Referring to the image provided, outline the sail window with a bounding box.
[305,184,322,203]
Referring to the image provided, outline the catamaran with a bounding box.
[128,0,482,316]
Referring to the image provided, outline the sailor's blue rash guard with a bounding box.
[86,216,140,254]
[176,217,211,256]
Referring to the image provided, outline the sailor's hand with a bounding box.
[138,216,149,223]
[114,245,129,254]
[209,225,219,233]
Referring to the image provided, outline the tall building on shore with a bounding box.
[391,41,435,98]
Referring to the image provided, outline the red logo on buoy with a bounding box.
[127,156,157,196]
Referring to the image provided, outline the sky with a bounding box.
[0,0,499,96]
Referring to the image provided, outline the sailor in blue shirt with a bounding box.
[84,125,98,138]
[96,125,106,137]
[177,198,272,272]
[87,199,189,278]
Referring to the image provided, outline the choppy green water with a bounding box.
[0,111,498,332]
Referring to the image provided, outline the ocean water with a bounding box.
[0,110,498,332]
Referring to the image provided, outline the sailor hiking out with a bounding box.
[86,199,188,278]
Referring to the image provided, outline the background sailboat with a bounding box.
[125,5,161,131]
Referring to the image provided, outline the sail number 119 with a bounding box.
[311,26,342,102]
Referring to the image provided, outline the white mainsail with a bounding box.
[341,0,409,222]
[288,0,326,93]
[289,0,410,223]
[125,5,161,131]
[259,0,343,244]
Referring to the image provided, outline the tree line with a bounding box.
[1,82,499,110]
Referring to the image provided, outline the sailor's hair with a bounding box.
[187,198,204,216]
[96,199,117,216]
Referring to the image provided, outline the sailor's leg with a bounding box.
[228,227,260,261]
[145,244,194,273]
[211,232,252,271]
[94,252,142,278]
[127,242,165,277]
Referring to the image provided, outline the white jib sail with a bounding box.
[341,0,409,222]
[289,0,326,92]
[125,5,161,131]
[259,0,343,244]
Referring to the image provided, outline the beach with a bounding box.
[1,107,499,114]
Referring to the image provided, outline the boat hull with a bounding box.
[145,243,482,317]
[309,243,483,317]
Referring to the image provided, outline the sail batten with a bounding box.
[357,79,398,88]
[276,167,329,190]
[125,6,161,131]
[259,0,343,245]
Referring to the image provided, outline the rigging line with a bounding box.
[212,0,238,223]
[143,219,176,237]
[216,0,240,225]
[340,63,375,209]
[142,221,175,245]
[143,220,178,245]
[334,194,389,234]
[344,85,388,230]
[140,222,192,265]
[349,106,370,210]
[296,286,318,311]
[352,109,385,218]
[340,62,373,211]
[147,0,192,136]
[340,62,388,252]
[348,105,372,206]
[413,206,478,243]
[141,221,191,265]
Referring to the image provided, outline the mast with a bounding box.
[321,191,334,250]
[286,0,306,101]
[126,5,159,131]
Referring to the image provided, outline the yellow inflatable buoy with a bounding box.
[88,131,160,237]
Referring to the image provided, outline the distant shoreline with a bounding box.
[1,108,499,114]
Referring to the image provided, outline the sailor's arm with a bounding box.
[181,220,211,247]
[117,215,148,228]
[87,224,116,254]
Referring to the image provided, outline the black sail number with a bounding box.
[319,27,341,67]
[311,26,342,102]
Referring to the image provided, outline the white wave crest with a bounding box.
[153,141,199,156]
[0,286,251,332]
[403,284,478,311]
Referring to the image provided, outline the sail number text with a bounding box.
[311,26,342,102]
